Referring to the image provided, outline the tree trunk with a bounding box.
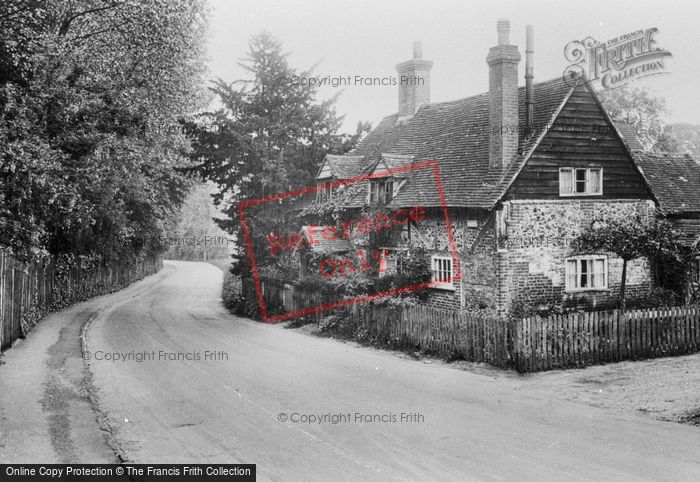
[620,259,628,312]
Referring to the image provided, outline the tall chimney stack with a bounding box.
[396,41,433,121]
[486,19,521,171]
[525,25,535,132]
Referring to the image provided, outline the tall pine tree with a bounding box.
[185,32,370,274]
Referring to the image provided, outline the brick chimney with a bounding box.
[486,19,521,171]
[396,42,433,121]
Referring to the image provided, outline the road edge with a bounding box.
[79,264,176,464]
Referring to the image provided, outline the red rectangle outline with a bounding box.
[239,160,462,322]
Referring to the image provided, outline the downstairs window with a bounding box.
[431,255,454,290]
[565,256,608,291]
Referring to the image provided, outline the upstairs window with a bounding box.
[317,183,333,202]
[369,179,394,205]
[565,256,608,291]
[559,168,602,196]
[431,255,454,290]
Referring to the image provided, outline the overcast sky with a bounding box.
[207,0,700,133]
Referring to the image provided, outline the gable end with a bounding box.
[505,84,652,201]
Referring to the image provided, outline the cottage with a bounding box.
[306,19,699,313]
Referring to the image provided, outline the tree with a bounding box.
[663,123,700,161]
[0,0,208,261]
[573,216,687,311]
[163,182,231,261]
[599,84,676,152]
[184,32,369,274]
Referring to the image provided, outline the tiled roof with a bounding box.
[615,123,646,151]
[300,226,353,254]
[613,122,700,214]
[323,154,367,180]
[376,153,415,174]
[320,76,700,217]
[347,77,575,208]
[669,218,700,247]
[631,151,700,214]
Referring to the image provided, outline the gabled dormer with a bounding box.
[315,154,364,202]
[366,153,413,205]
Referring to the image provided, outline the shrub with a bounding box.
[318,313,356,338]
[626,287,680,310]
[508,292,564,320]
[462,287,498,318]
[221,270,260,317]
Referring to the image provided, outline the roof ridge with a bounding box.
[417,76,569,111]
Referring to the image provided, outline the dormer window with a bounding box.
[317,182,333,202]
[559,168,603,196]
[369,179,394,205]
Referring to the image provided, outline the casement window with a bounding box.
[369,179,394,205]
[559,168,603,196]
[317,183,333,202]
[431,255,454,290]
[565,256,608,291]
[694,256,700,284]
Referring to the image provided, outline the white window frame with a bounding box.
[559,167,603,196]
[431,255,455,290]
[565,255,609,292]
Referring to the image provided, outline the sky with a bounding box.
[206,0,700,133]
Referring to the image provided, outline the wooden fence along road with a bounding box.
[517,308,700,372]
[244,277,700,373]
[0,251,163,351]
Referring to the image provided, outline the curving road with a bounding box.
[81,261,700,480]
[3,260,698,479]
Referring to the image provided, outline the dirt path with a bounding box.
[512,355,700,425]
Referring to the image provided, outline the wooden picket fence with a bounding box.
[347,303,511,368]
[0,250,163,351]
[241,277,700,373]
[240,277,336,323]
[517,307,700,372]
[242,277,511,368]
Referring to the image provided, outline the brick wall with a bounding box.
[486,19,521,171]
[396,57,433,120]
[407,208,497,310]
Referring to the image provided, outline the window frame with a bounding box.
[431,255,455,291]
[559,167,603,197]
[368,178,394,205]
[565,255,609,292]
[316,177,333,202]
[377,247,405,277]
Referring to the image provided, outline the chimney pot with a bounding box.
[525,25,535,130]
[413,41,423,59]
[396,42,433,120]
[497,18,510,45]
